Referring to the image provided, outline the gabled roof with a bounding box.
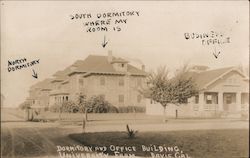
[39,79,53,90]
[51,60,84,82]
[187,67,247,89]
[68,55,147,76]
[30,78,53,91]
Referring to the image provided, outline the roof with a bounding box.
[49,89,70,96]
[39,79,53,90]
[30,79,53,90]
[68,55,147,76]
[187,67,247,89]
[111,57,129,63]
[51,60,84,82]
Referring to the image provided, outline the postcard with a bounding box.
[1,1,249,158]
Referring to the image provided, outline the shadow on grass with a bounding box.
[69,129,249,158]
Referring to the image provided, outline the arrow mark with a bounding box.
[213,47,220,59]
[102,35,108,48]
[32,69,38,79]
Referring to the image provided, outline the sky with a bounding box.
[1,1,249,107]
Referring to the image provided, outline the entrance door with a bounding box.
[223,93,236,112]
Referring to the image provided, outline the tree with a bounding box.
[77,95,87,121]
[19,101,33,121]
[145,65,198,122]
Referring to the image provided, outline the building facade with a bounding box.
[26,51,147,109]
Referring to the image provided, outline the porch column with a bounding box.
[199,92,204,111]
[236,92,241,112]
[218,92,223,111]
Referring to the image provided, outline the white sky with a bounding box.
[1,1,249,107]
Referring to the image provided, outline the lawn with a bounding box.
[69,129,249,158]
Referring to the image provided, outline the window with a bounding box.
[119,95,124,103]
[226,95,232,104]
[206,95,212,104]
[137,78,142,87]
[121,63,124,67]
[79,79,84,89]
[205,93,218,104]
[195,95,199,104]
[150,99,157,104]
[137,95,142,103]
[100,76,105,85]
[66,96,69,101]
[119,78,124,86]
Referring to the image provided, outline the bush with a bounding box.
[86,95,118,113]
[61,101,79,113]
[118,106,146,113]
[49,104,61,113]
[19,102,31,110]
[107,106,119,113]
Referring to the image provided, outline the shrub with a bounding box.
[49,104,61,113]
[61,101,78,113]
[107,106,119,113]
[86,95,118,113]
[19,102,31,110]
[118,106,146,113]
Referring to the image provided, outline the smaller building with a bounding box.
[146,66,249,118]
[28,79,53,109]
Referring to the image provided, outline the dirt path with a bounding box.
[1,108,248,158]
[1,122,81,158]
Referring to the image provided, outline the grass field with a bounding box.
[69,129,249,158]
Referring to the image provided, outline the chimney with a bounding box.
[108,50,112,63]
[141,65,145,71]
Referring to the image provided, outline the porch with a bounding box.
[193,92,249,113]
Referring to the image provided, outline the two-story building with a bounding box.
[65,51,147,107]
[37,51,148,108]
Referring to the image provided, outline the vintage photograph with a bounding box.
[1,1,249,158]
